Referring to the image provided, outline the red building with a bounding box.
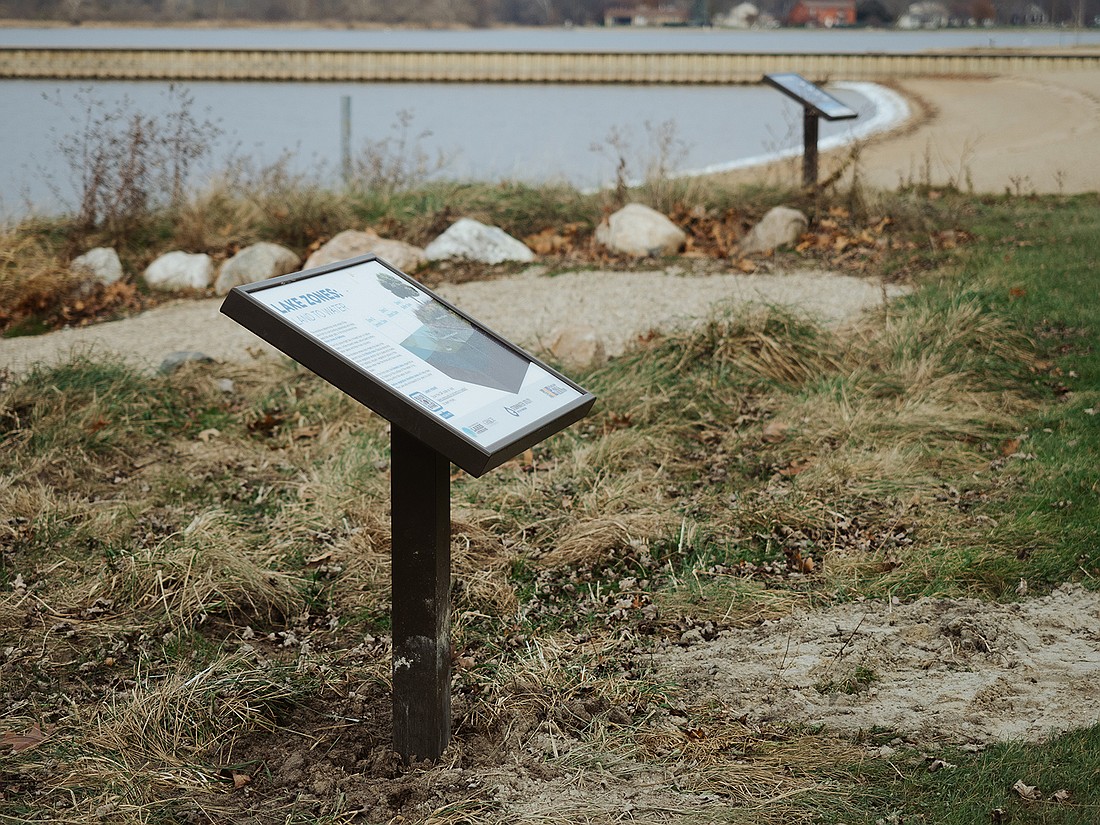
[786,0,856,26]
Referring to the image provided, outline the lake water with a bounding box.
[4,25,1099,51]
[2,25,1090,219]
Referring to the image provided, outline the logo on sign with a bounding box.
[410,392,442,413]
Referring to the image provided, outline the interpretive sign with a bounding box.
[222,254,595,763]
[221,255,595,477]
[762,72,858,188]
[763,72,858,121]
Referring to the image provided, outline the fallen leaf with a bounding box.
[762,421,790,443]
[1013,779,1042,801]
[1000,437,1022,456]
[0,723,46,754]
[232,771,252,789]
[1052,789,1072,803]
[196,428,221,442]
[778,457,813,477]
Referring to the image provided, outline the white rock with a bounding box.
[425,218,535,264]
[594,203,686,258]
[547,325,608,368]
[71,247,123,293]
[739,206,809,255]
[215,242,301,295]
[143,251,215,292]
[303,229,426,273]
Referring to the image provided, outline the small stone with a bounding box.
[214,242,301,295]
[143,251,215,292]
[739,206,809,255]
[425,218,535,264]
[158,351,214,374]
[595,203,686,257]
[546,324,607,368]
[304,229,427,272]
[71,247,124,293]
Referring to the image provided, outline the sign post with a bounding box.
[762,73,858,189]
[221,255,595,762]
[390,425,451,761]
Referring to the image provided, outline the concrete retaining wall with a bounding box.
[2,48,1098,83]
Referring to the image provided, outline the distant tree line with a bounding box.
[1,0,1096,26]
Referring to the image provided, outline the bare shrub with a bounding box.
[589,118,694,211]
[47,85,221,236]
[351,109,451,198]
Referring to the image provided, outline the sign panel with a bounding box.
[762,73,858,121]
[221,255,595,476]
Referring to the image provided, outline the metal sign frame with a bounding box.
[763,72,858,188]
[220,254,596,477]
[762,72,858,121]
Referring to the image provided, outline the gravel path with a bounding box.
[0,267,908,375]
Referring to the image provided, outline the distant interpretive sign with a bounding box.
[762,73,857,121]
[762,72,858,187]
[221,255,595,477]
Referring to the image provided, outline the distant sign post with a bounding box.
[221,255,595,762]
[763,73,858,188]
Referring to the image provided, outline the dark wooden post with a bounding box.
[802,107,820,189]
[390,425,451,762]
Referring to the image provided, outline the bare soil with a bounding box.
[659,584,1100,746]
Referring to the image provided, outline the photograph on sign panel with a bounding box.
[374,271,529,393]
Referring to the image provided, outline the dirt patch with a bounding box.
[654,583,1100,747]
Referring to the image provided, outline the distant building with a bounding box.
[896,1,950,28]
[786,0,857,26]
[1004,1,1048,23]
[714,2,763,27]
[604,3,691,25]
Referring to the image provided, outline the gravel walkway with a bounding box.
[0,267,908,375]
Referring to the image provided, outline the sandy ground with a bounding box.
[720,69,1100,195]
[856,71,1100,194]
[660,584,1100,745]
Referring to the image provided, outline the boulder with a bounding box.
[547,325,608,368]
[594,203,686,258]
[425,218,535,264]
[303,229,427,273]
[143,251,215,292]
[215,242,301,295]
[739,206,808,255]
[71,247,124,293]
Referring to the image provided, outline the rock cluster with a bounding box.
[58,203,817,375]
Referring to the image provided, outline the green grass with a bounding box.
[824,727,1100,824]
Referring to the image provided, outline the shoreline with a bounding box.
[677,81,912,182]
[712,69,1100,194]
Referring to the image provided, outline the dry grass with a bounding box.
[0,221,1058,823]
